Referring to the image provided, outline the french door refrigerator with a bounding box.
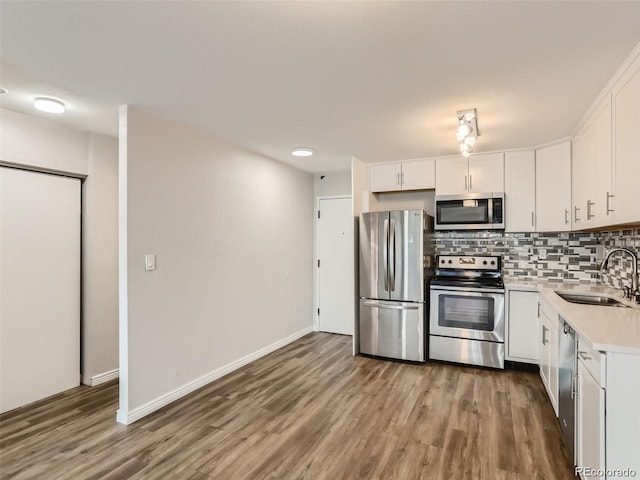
[358,210,434,362]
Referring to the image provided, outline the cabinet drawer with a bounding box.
[578,338,606,387]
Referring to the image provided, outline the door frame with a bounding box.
[314,195,353,333]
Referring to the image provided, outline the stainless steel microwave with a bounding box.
[434,192,505,230]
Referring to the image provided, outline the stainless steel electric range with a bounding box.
[429,255,505,369]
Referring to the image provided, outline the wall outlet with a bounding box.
[596,245,605,262]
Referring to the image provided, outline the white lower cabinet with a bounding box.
[576,356,605,480]
[506,290,540,363]
[539,298,559,415]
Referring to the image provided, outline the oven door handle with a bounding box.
[362,301,419,311]
[430,286,505,294]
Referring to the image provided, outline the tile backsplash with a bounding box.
[433,228,640,288]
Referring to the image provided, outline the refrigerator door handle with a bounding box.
[383,218,389,291]
[362,301,420,310]
[389,218,396,291]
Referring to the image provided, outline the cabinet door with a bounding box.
[593,94,612,228]
[548,320,559,416]
[435,156,468,195]
[369,163,402,193]
[540,314,551,391]
[401,158,435,191]
[535,141,572,232]
[504,150,536,232]
[572,120,595,229]
[540,309,559,416]
[468,152,504,193]
[577,360,605,479]
[507,290,540,362]
[612,54,640,225]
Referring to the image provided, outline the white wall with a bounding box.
[0,108,119,384]
[314,171,351,198]
[82,133,119,384]
[0,109,89,175]
[118,106,314,423]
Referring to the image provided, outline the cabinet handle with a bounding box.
[574,206,580,223]
[542,325,548,345]
[606,192,614,214]
[587,200,595,220]
[469,174,473,191]
[465,175,468,191]
[401,171,404,185]
[537,301,541,318]
[577,350,592,361]
[571,373,579,399]
[531,211,535,227]
[564,209,569,225]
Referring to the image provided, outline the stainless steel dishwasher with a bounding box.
[558,317,577,464]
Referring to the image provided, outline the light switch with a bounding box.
[145,254,156,271]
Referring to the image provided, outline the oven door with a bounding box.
[429,286,505,342]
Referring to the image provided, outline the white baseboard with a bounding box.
[116,326,313,425]
[83,368,119,386]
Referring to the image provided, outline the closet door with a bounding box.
[0,167,81,413]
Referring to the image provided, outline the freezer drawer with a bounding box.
[359,299,425,362]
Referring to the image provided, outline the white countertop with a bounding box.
[505,279,640,355]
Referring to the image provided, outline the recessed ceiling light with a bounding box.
[34,97,65,114]
[291,147,314,157]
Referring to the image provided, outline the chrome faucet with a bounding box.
[600,247,639,300]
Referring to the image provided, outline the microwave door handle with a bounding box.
[383,218,389,291]
[389,218,396,291]
[488,198,494,224]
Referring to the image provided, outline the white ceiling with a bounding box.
[1,1,640,173]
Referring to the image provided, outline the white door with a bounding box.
[0,167,81,413]
[317,197,354,335]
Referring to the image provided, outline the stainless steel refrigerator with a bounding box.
[358,210,434,362]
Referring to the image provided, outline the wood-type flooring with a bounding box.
[0,332,577,479]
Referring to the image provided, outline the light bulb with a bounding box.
[464,136,476,146]
[457,124,471,138]
[460,143,470,153]
[462,150,471,158]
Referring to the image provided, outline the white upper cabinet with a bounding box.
[535,141,572,232]
[504,150,536,232]
[434,156,468,195]
[572,94,612,230]
[468,153,504,193]
[369,158,435,193]
[400,158,436,191]
[611,52,640,225]
[369,163,402,192]
[435,153,504,195]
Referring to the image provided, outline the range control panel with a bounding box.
[437,255,501,271]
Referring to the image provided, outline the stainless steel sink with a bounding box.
[555,292,630,308]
